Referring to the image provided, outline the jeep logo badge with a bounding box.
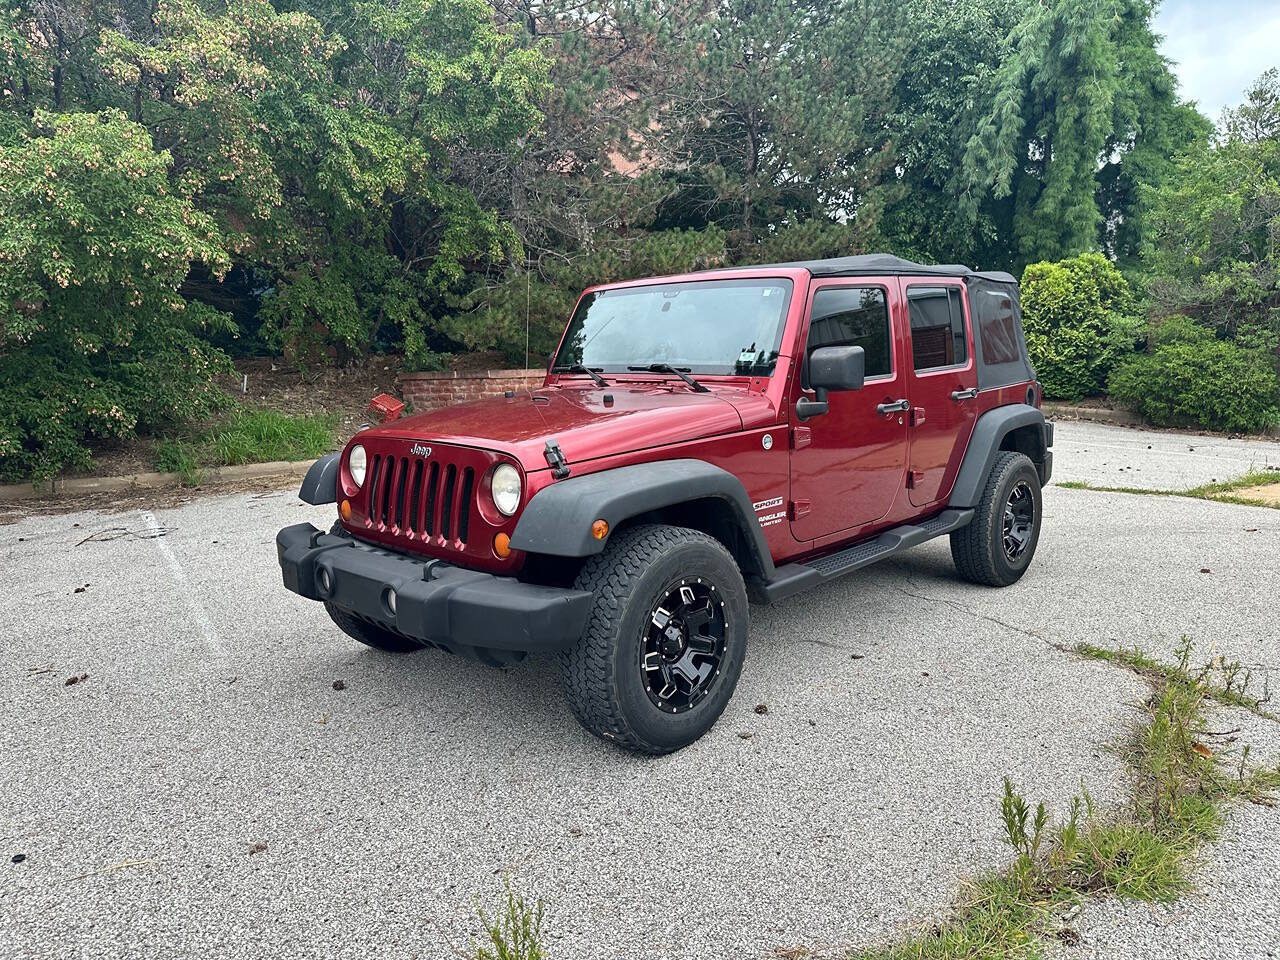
[410,442,432,457]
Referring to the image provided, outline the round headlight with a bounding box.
[490,463,521,516]
[348,444,367,489]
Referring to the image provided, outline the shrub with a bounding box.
[1108,338,1280,433]
[0,110,233,481]
[1020,252,1142,401]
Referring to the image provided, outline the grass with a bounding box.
[854,639,1280,960]
[471,883,547,960]
[152,408,337,486]
[1057,468,1280,508]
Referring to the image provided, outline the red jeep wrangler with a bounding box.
[278,255,1052,753]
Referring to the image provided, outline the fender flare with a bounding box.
[948,404,1049,509]
[298,453,341,505]
[510,459,775,578]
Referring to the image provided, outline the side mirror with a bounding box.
[798,346,865,420]
[810,345,865,392]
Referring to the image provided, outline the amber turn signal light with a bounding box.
[340,499,352,521]
[493,532,512,558]
[591,519,609,540]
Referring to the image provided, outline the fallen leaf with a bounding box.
[332,679,346,691]
[64,673,88,686]
[1199,568,1211,574]
[567,826,583,837]
[737,731,754,740]
[753,703,769,715]
[247,842,268,855]
[850,653,865,660]
[1192,743,1213,758]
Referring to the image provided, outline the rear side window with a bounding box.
[907,286,967,371]
[806,286,891,378]
[976,289,1022,365]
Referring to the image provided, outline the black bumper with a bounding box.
[277,523,593,656]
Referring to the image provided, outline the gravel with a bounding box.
[2,421,1276,959]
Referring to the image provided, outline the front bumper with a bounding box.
[277,523,593,656]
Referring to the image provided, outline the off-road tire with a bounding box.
[322,523,421,653]
[559,524,749,754]
[950,451,1042,587]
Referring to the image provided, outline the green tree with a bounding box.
[0,110,232,479]
[961,0,1204,268]
[1143,70,1280,354]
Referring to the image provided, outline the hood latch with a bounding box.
[544,439,571,480]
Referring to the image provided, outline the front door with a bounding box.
[902,280,978,506]
[789,280,908,541]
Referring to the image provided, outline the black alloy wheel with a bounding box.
[1002,480,1035,561]
[641,579,727,713]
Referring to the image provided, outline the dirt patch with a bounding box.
[1229,481,1280,507]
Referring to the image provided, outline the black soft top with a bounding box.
[734,253,1016,284]
[723,253,1033,390]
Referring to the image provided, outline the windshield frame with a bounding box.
[551,276,796,379]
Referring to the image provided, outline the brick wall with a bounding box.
[399,369,545,412]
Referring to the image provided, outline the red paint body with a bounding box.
[341,267,1036,574]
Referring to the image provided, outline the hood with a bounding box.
[364,383,773,470]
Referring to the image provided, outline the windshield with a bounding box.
[553,278,793,377]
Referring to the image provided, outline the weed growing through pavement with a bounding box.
[853,639,1280,960]
[471,881,547,960]
[1076,635,1274,720]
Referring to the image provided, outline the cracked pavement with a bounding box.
[2,421,1278,959]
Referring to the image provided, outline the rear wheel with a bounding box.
[950,451,1043,587]
[559,524,749,754]
[322,523,421,653]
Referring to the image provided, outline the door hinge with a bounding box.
[789,499,812,520]
[907,470,926,489]
[791,426,811,449]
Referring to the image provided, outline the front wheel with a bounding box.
[559,524,749,754]
[950,451,1043,587]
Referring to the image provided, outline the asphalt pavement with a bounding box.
[2,421,1277,959]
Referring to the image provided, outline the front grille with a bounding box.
[367,453,476,544]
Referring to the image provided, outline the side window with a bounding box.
[976,289,1022,364]
[806,286,892,378]
[907,285,968,371]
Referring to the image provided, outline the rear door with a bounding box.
[902,280,978,506]
[788,279,908,541]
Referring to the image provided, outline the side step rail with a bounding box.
[763,508,974,603]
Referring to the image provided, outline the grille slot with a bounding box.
[440,464,457,540]
[406,460,423,533]
[423,462,439,535]
[367,455,384,522]
[393,457,408,529]
[457,467,474,544]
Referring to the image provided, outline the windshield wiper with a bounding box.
[627,363,709,393]
[552,363,608,388]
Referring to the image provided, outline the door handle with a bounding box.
[950,387,978,401]
[876,398,910,415]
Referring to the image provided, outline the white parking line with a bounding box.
[139,510,227,656]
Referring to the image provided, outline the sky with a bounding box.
[1154,0,1280,121]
